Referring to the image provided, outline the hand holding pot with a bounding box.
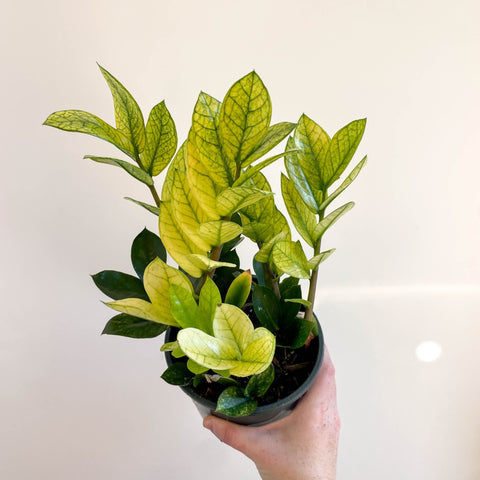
[203,347,340,480]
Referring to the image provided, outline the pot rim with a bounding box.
[164,316,324,415]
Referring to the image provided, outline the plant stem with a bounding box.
[305,240,320,323]
[148,184,161,208]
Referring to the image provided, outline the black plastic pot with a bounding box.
[164,317,325,426]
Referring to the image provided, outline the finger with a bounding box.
[203,415,265,459]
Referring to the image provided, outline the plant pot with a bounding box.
[164,317,324,426]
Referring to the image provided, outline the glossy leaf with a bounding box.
[184,254,236,274]
[242,122,297,167]
[225,270,252,308]
[43,110,134,158]
[92,270,148,301]
[102,313,167,338]
[187,358,209,374]
[84,156,153,186]
[213,304,254,354]
[219,71,272,165]
[285,298,311,307]
[240,328,276,375]
[186,138,222,218]
[198,277,221,336]
[169,284,201,329]
[162,141,187,201]
[161,363,194,386]
[307,249,336,271]
[142,101,177,175]
[254,231,288,263]
[281,173,316,247]
[104,297,173,325]
[313,202,355,242]
[318,156,367,211]
[158,201,206,278]
[124,197,159,216]
[216,187,272,217]
[285,136,321,213]
[279,317,313,349]
[234,150,295,187]
[293,114,330,194]
[215,386,258,417]
[131,228,167,279]
[245,364,274,398]
[98,64,146,155]
[272,240,310,279]
[322,118,367,187]
[198,221,243,247]
[190,92,234,186]
[252,284,280,332]
[160,340,179,352]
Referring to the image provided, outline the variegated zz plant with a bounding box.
[44,66,366,417]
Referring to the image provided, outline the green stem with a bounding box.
[148,184,161,208]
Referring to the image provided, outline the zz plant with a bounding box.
[44,66,366,417]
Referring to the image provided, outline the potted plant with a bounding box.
[44,66,366,425]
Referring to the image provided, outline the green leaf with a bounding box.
[219,71,272,165]
[307,249,336,271]
[271,241,310,279]
[104,297,175,325]
[313,202,355,242]
[216,386,258,417]
[293,114,331,197]
[322,118,367,187]
[278,317,313,349]
[162,141,187,201]
[213,303,254,354]
[43,110,135,158]
[225,270,252,308]
[187,358,209,374]
[158,201,208,278]
[190,92,235,187]
[281,173,316,247]
[252,284,280,332]
[252,258,266,286]
[98,64,146,155]
[285,298,311,307]
[124,197,159,216]
[102,313,167,338]
[242,122,297,167]
[216,187,273,217]
[142,101,177,175]
[198,277,221,336]
[285,136,321,213]
[318,156,367,211]
[198,221,243,247]
[184,254,236,274]
[161,363,194,386]
[160,340,179,352]
[245,364,274,398]
[131,228,167,279]
[279,280,302,321]
[254,231,289,263]
[169,284,201,329]
[234,151,294,187]
[92,270,149,301]
[84,155,153,186]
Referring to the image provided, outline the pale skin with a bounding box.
[203,347,340,480]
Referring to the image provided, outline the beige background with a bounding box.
[1,0,479,478]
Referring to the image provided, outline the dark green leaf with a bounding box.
[252,284,280,332]
[131,228,167,279]
[161,363,194,386]
[102,313,167,338]
[279,277,299,297]
[92,270,149,300]
[252,258,266,286]
[245,365,274,398]
[193,374,204,388]
[280,283,302,321]
[215,386,258,417]
[278,317,313,349]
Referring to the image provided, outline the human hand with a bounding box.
[203,346,340,480]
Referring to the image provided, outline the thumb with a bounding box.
[203,415,262,458]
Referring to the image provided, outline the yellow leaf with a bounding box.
[198,221,242,247]
[105,298,178,326]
